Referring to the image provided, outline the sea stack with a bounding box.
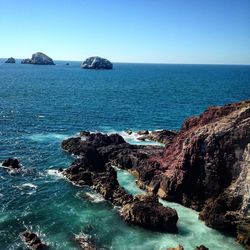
[21,52,55,65]
[5,57,16,63]
[81,56,113,69]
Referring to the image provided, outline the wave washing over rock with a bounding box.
[60,101,250,249]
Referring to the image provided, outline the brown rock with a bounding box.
[121,194,178,233]
[21,231,47,250]
[167,244,184,250]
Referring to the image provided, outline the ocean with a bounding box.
[0,60,249,249]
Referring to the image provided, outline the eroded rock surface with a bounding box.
[61,133,178,232]
[5,57,15,63]
[121,194,178,233]
[21,52,55,65]
[21,231,47,250]
[81,56,112,69]
[2,158,21,169]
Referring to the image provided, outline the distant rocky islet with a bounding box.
[4,53,113,69]
[21,52,55,65]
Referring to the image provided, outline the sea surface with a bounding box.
[0,60,250,249]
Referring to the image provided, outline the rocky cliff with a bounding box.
[136,101,250,248]
[60,100,250,248]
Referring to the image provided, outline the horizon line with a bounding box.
[1,57,250,66]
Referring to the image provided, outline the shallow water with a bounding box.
[0,61,249,249]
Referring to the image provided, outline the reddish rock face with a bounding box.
[146,101,250,248]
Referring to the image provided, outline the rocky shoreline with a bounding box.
[61,134,178,233]
[61,100,250,249]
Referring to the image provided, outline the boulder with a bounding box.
[21,231,47,250]
[5,57,15,63]
[121,194,178,233]
[167,245,184,250]
[81,56,112,69]
[138,129,177,144]
[194,246,209,250]
[75,233,97,250]
[2,158,21,169]
[79,131,91,137]
[137,130,149,135]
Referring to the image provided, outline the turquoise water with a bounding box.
[0,61,249,249]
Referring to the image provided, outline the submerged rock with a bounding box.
[21,231,47,250]
[121,194,178,233]
[21,52,55,65]
[5,57,15,63]
[75,233,97,250]
[2,158,21,169]
[81,56,113,70]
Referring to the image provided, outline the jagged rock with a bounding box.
[21,58,32,64]
[236,220,250,248]
[121,194,178,233]
[135,101,250,248]
[62,133,177,231]
[137,130,149,135]
[138,129,177,144]
[2,158,21,169]
[75,233,97,250]
[5,57,15,63]
[81,56,112,70]
[194,245,209,250]
[80,131,91,137]
[21,52,55,65]
[167,245,184,250]
[21,231,47,250]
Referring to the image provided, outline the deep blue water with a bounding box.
[0,60,249,249]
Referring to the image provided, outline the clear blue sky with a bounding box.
[0,0,250,64]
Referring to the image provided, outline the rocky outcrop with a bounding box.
[81,56,112,69]
[21,52,55,65]
[130,101,250,248]
[61,100,250,247]
[167,245,208,250]
[194,246,209,250]
[61,133,178,232]
[121,194,178,233]
[2,158,21,169]
[138,129,177,144]
[167,245,184,250]
[5,57,15,63]
[75,234,97,250]
[21,58,32,64]
[21,231,47,250]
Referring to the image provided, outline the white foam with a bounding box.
[26,133,69,142]
[13,183,37,190]
[107,130,164,146]
[46,169,64,178]
[84,192,105,203]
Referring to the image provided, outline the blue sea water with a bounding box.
[0,60,250,249]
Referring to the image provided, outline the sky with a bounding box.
[0,0,250,64]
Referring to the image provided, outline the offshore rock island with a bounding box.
[61,101,250,249]
[21,52,55,65]
[81,56,113,69]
